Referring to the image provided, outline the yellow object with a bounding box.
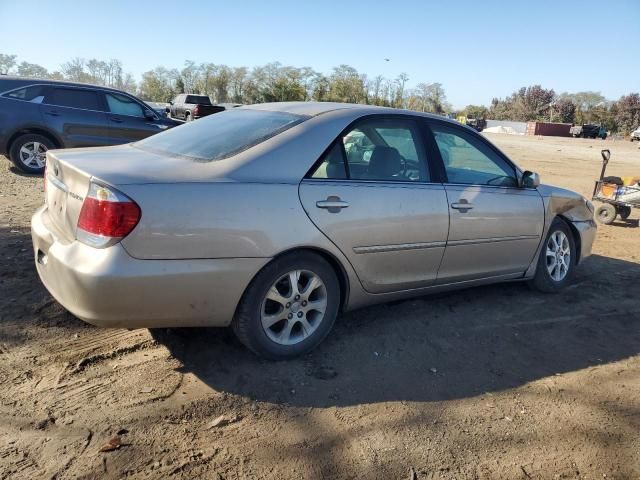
[621,177,640,186]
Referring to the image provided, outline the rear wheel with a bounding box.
[232,252,340,359]
[9,134,54,174]
[617,206,632,220]
[529,218,576,293]
[596,203,617,225]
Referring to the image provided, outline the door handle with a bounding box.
[316,196,349,213]
[44,110,60,117]
[109,117,124,124]
[451,200,473,211]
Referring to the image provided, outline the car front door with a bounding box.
[103,92,170,144]
[39,86,110,147]
[299,116,449,294]
[427,121,545,283]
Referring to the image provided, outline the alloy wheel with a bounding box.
[546,230,571,282]
[261,269,327,346]
[19,142,47,169]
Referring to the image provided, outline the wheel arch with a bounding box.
[7,128,63,154]
[557,214,582,265]
[257,246,350,312]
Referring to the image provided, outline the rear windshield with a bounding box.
[134,109,307,161]
[186,95,211,105]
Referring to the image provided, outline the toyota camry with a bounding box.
[31,102,597,359]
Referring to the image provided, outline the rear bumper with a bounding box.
[31,206,267,328]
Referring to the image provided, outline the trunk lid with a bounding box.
[44,144,238,186]
[44,150,93,242]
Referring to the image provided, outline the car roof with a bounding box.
[241,101,458,124]
[0,75,131,95]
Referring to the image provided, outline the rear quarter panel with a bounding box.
[0,98,48,153]
[119,182,350,260]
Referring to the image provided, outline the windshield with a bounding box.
[135,108,306,161]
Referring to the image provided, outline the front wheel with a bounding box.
[596,203,617,225]
[9,134,54,174]
[232,252,340,359]
[529,219,576,293]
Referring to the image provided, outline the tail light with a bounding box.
[76,182,140,248]
[193,105,199,116]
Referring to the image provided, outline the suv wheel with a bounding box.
[232,252,340,359]
[9,134,54,174]
[529,219,576,293]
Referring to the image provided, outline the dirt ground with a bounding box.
[0,134,639,480]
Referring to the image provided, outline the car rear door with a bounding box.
[299,115,450,294]
[39,86,110,147]
[426,120,545,283]
[103,91,169,144]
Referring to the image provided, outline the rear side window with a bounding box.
[106,93,144,117]
[135,109,306,161]
[186,95,211,105]
[45,88,103,111]
[310,117,429,182]
[3,85,47,103]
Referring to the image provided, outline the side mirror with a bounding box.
[144,110,156,120]
[165,106,170,113]
[522,171,540,188]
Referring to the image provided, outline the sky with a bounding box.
[1,0,638,108]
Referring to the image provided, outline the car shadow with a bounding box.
[150,254,640,408]
[609,218,639,228]
[8,165,42,178]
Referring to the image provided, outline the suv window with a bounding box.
[45,87,103,111]
[106,92,145,117]
[311,117,428,182]
[135,108,305,161]
[4,85,47,103]
[431,123,517,187]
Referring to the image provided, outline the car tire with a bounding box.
[617,206,632,220]
[185,113,191,122]
[529,218,576,293]
[595,203,617,225]
[232,251,340,360]
[9,134,55,174]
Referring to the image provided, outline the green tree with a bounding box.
[327,65,365,103]
[461,105,488,119]
[0,53,17,74]
[551,98,576,123]
[16,61,48,78]
[614,93,640,134]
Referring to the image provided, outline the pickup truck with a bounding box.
[168,94,225,121]
[570,123,607,139]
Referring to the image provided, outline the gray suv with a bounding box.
[0,77,180,173]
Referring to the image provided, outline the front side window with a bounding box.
[311,117,428,182]
[431,124,517,187]
[135,108,306,161]
[45,88,102,111]
[106,93,145,117]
